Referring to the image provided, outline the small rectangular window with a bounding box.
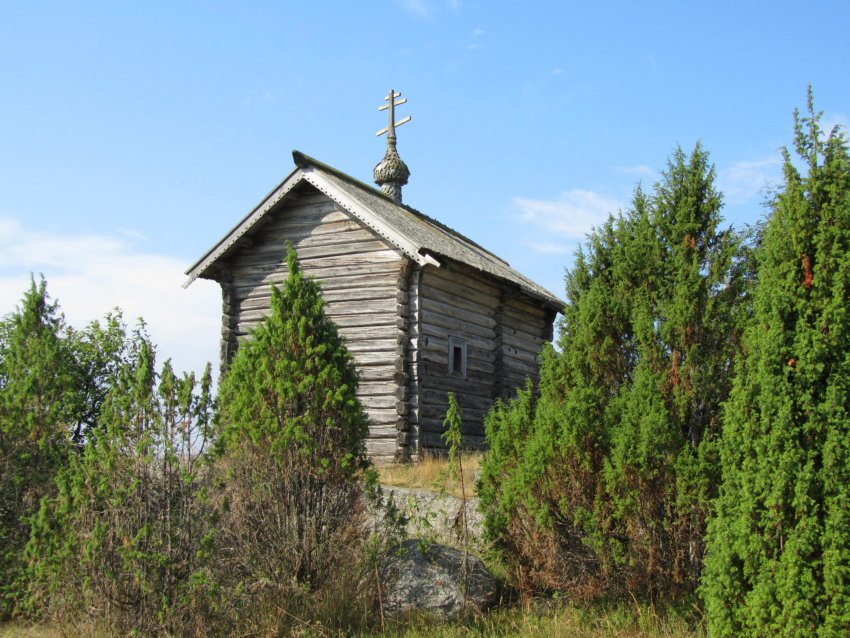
[448,336,467,378]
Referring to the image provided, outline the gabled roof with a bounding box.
[185,151,565,312]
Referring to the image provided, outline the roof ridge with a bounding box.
[291,150,509,267]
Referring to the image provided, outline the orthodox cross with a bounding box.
[376,89,412,142]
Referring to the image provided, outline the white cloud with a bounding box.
[394,0,432,18]
[615,164,658,179]
[718,155,782,205]
[394,0,460,18]
[522,240,570,255]
[513,189,622,240]
[0,216,221,382]
[821,112,849,138]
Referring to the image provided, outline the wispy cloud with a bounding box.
[614,164,658,179]
[0,217,220,380]
[822,112,849,137]
[394,0,461,19]
[718,155,782,205]
[522,239,570,255]
[513,189,622,241]
[467,27,484,50]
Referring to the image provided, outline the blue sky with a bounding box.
[1,1,848,378]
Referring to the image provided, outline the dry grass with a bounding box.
[377,453,483,498]
[375,603,703,637]
[2,603,703,637]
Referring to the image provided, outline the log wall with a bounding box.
[411,263,553,454]
[209,184,556,462]
[216,186,407,463]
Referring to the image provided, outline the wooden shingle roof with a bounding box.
[185,151,565,312]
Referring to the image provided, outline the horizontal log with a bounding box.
[419,432,486,451]
[419,281,499,314]
[351,351,397,366]
[236,229,384,262]
[501,331,544,353]
[421,359,495,381]
[422,267,500,304]
[418,390,494,412]
[366,424,400,439]
[501,347,540,366]
[420,350,495,375]
[360,395,397,410]
[420,403,488,422]
[503,302,547,323]
[500,320,548,345]
[418,375,494,399]
[416,316,496,341]
[417,418,486,438]
[412,321,494,348]
[358,381,397,396]
[356,366,396,382]
[230,251,402,281]
[232,238,394,268]
[420,297,496,330]
[363,407,398,424]
[429,262,500,297]
[235,286,397,311]
[365,439,399,455]
[332,314,397,329]
[337,338,398,353]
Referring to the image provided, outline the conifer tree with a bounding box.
[0,278,76,614]
[212,244,370,621]
[480,144,747,600]
[23,326,215,634]
[702,91,850,636]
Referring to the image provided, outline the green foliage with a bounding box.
[210,244,374,633]
[0,279,76,615]
[22,325,215,635]
[701,91,850,636]
[0,279,136,617]
[480,144,748,601]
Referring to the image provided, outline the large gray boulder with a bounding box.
[380,539,499,620]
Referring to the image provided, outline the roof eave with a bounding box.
[183,165,305,287]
